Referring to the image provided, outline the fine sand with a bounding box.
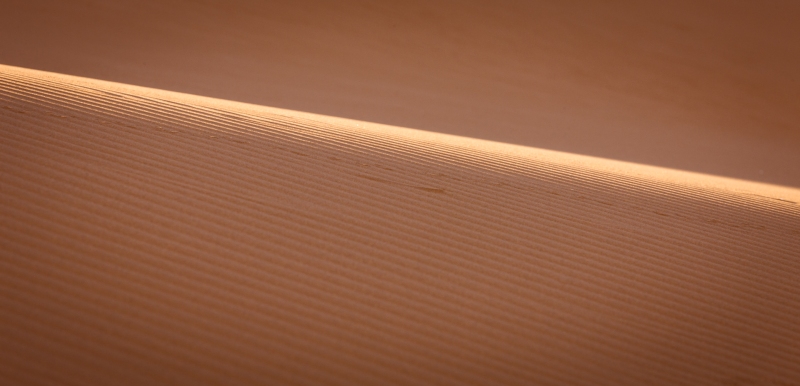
[2,0,800,187]
[2,64,799,385]
[3,0,800,385]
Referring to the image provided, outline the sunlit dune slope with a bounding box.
[1,65,799,385]
[2,0,799,186]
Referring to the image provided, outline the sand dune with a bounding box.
[2,65,799,385]
[2,0,799,186]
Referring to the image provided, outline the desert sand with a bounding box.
[2,0,799,187]
[2,1,800,386]
[2,64,799,385]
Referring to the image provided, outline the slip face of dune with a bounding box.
[1,65,799,385]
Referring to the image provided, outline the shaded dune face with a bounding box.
[1,0,799,186]
[1,66,799,385]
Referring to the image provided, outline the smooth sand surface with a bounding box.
[2,0,799,186]
[2,65,799,385]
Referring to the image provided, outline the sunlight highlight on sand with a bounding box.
[2,65,799,385]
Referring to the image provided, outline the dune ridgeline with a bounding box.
[1,64,799,385]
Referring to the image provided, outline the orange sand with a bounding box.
[2,1,800,385]
[2,0,799,186]
[2,65,799,385]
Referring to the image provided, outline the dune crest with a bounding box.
[1,65,799,385]
[4,0,800,186]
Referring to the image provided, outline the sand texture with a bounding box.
[2,0,799,187]
[2,65,800,385]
